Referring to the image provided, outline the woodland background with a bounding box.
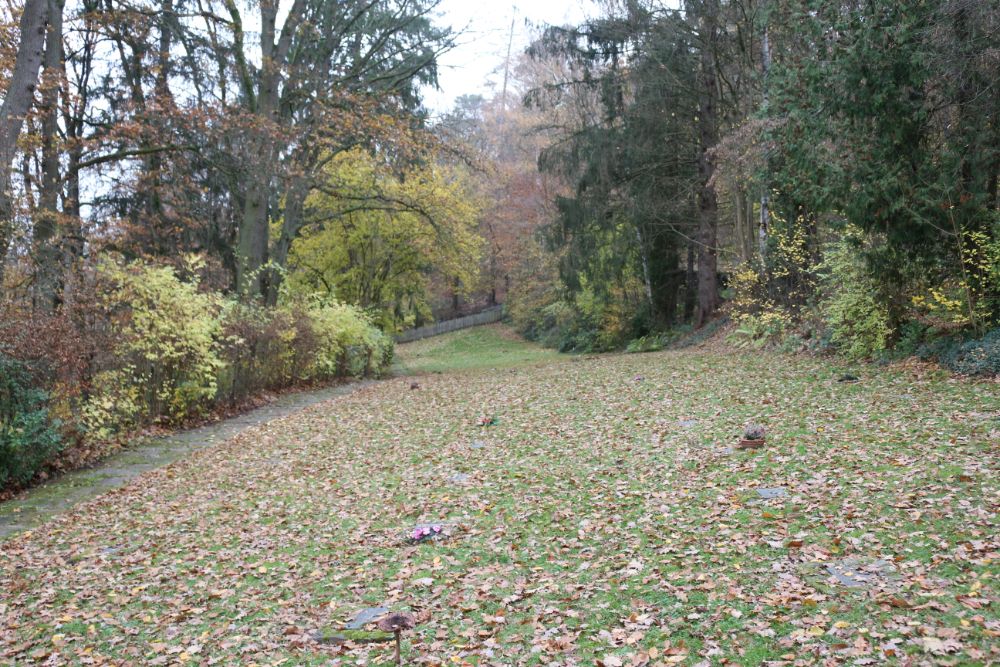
[0,0,998,491]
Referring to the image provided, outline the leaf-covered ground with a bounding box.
[2,325,997,666]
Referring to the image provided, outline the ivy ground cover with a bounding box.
[1,326,997,665]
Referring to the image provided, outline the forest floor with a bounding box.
[1,324,997,666]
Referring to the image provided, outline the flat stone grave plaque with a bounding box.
[825,558,897,588]
[345,607,389,630]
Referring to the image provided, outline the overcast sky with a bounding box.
[421,0,599,116]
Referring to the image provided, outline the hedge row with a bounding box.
[0,258,393,491]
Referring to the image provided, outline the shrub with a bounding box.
[83,257,223,438]
[626,334,668,353]
[728,264,765,318]
[306,300,393,378]
[1,258,396,489]
[0,299,107,433]
[817,229,893,360]
[938,328,1000,377]
[0,354,62,489]
[534,302,577,346]
[892,321,931,359]
[727,310,793,349]
[216,302,310,403]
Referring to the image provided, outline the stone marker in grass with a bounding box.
[308,607,393,645]
[345,607,390,630]
[825,558,897,588]
[756,487,787,499]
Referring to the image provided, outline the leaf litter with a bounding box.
[0,327,997,665]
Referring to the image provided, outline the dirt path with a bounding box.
[0,380,372,540]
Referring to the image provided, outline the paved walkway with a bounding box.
[0,381,372,540]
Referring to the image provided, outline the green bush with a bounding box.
[728,310,794,349]
[1,259,397,487]
[892,321,931,359]
[818,229,893,360]
[0,355,62,488]
[938,329,1000,377]
[80,258,395,442]
[83,258,223,438]
[626,334,668,353]
[306,300,392,378]
[516,297,636,354]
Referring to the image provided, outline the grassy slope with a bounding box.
[1,326,997,666]
[391,324,561,375]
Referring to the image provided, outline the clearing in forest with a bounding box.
[1,325,997,666]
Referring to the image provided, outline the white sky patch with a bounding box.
[421,0,598,115]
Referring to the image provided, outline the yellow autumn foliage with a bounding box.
[81,256,392,441]
[286,148,484,330]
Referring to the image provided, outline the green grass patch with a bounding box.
[0,334,996,665]
[393,324,562,375]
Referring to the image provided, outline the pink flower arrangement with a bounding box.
[411,524,443,541]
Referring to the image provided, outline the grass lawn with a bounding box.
[1,326,997,666]
[391,324,561,375]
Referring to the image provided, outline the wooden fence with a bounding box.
[395,307,504,343]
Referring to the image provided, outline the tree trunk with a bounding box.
[683,242,696,322]
[695,0,720,328]
[142,0,175,253]
[234,0,281,300]
[734,188,753,262]
[634,225,654,310]
[266,173,311,306]
[236,175,271,297]
[0,0,51,286]
[758,25,771,263]
[59,3,95,310]
[33,0,65,311]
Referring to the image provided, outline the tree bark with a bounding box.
[683,242,696,322]
[695,0,720,328]
[236,176,271,297]
[758,25,771,262]
[734,188,753,262]
[232,0,287,299]
[266,173,311,306]
[635,225,654,310]
[59,1,96,309]
[33,0,65,311]
[0,0,51,287]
